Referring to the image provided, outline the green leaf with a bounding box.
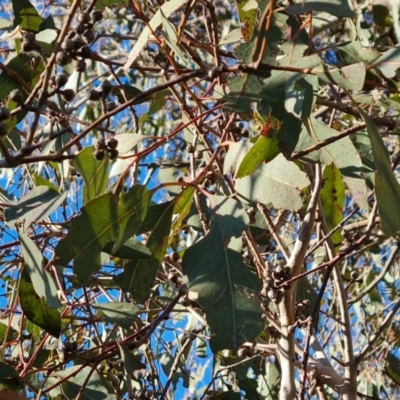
[183,197,262,351]
[320,164,345,245]
[19,271,61,338]
[114,257,159,303]
[92,302,142,328]
[56,186,151,281]
[385,352,400,386]
[236,135,280,178]
[47,365,118,400]
[124,0,189,69]
[171,187,195,233]
[286,0,355,18]
[32,174,58,192]
[0,362,18,378]
[361,111,400,236]
[146,200,175,261]
[19,231,60,309]
[103,237,152,260]
[0,53,44,100]
[372,47,400,79]
[295,117,369,210]
[224,74,263,114]
[72,146,109,203]
[4,186,67,230]
[12,0,43,32]
[313,63,366,91]
[0,323,17,342]
[117,343,146,378]
[160,9,190,62]
[235,0,258,42]
[233,152,310,211]
[113,84,143,103]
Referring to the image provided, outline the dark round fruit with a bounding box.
[169,252,180,262]
[101,80,113,97]
[74,24,85,35]
[95,137,106,150]
[88,89,102,101]
[186,144,194,153]
[351,270,359,280]
[55,73,68,88]
[61,39,75,52]
[80,45,91,58]
[9,89,24,104]
[77,12,91,25]
[93,149,105,160]
[56,51,70,66]
[74,59,86,73]
[91,10,103,22]
[0,123,8,136]
[0,107,10,121]
[106,137,118,149]
[60,89,75,102]
[73,36,86,50]
[107,148,119,160]
[105,101,117,112]
[194,150,203,159]
[83,29,95,44]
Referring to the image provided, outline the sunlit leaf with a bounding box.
[19,271,61,338]
[19,231,60,309]
[4,186,67,230]
[93,302,142,328]
[72,146,109,204]
[320,165,345,245]
[12,0,43,32]
[55,186,152,281]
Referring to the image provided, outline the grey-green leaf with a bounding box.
[361,110,400,236]
[4,186,67,230]
[19,231,60,309]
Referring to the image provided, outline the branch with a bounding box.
[278,163,321,400]
[356,298,400,363]
[348,243,399,305]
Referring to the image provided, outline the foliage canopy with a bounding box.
[0,0,400,399]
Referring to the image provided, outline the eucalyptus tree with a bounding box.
[0,0,399,399]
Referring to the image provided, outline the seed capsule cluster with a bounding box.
[56,10,103,71]
[93,137,119,160]
[260,262,292,304]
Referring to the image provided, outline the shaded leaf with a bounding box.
[103,237,151,260]
[47,365,118,400]
[114,257,159,304]
[183,197,262,351]
[372,47,400,79]
[0,363,18,379]
[286,0,355,18]
[385,352,400,386]
[361,111,400,236]
[93,302,142,328]
[56,186,151,281]
[295,117,369,210]
[19,231,60,309]
[0,323,17,342]
[19,271,61,338]
[313,63,366,91]
[117,343,146,379]
[72,146,109,204]
[320,164,345,245]
[4,186,67,230]
[234,153,310,211]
